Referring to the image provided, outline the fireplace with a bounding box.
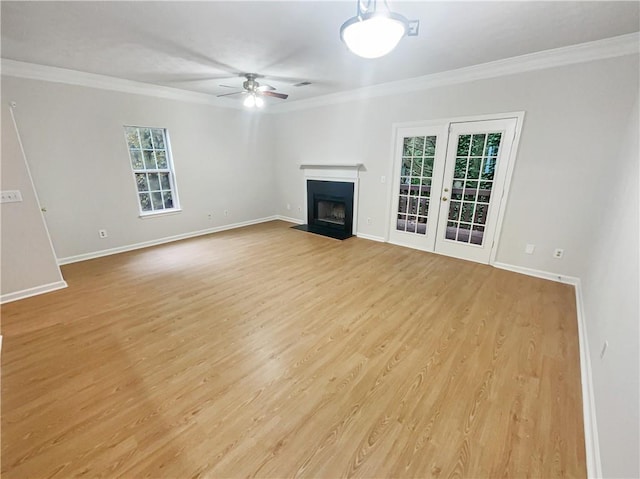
[292,180,354,240]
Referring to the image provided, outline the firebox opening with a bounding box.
[317,200,346,226]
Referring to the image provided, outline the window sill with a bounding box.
[139,208,182,219]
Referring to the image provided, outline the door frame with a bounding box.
[384,111,525,265]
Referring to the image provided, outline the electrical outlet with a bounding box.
[98,229,108,239]
[380,176,386,184]
[286,203,291,210]
[224,209,229,216]
[0,190,23,203]
[366,217,372,225]
[553,248,564,259]
[525,244,535,254]
[600,340,608,359]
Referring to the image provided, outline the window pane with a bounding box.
[135,173,148,192]
[457,223,471,242]
[163,191,173,209]
[448,201,461,221]
[446,221,457,240]
[454,158,467,179]
[481,157,496,180]
[160,173,171,190]
[467,158,481,179]
[130,149,143,169]
[148,173,160,191]
[471,225,485,245]
[424,136,436,156]
[413,137,425,157]
[409,197,419,215]
[397,213,407,231]
[461,202,474,222]
[422,158,433,177]
[151,192,163,210]
[398,195,408,214]
[406,216,417,233]
[403,137,413,156]
[464,186,477,201]
[156,150,168,168]
[144,151,156,169]
[456,135,470,156]
[474,204,488,224]
[401,158,411,176]
[419,198,429,216]
[140,128,153,149]
[139,193,152,211]
[471,134,486,156]
[125,127,140,149]
[152,129,165,149]
[487,133,502,156]
[411,158,423,176]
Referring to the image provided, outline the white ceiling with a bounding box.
[1,1,638,105]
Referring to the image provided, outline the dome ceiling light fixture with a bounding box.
[340,0,419,59]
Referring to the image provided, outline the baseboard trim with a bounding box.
[275,215,304,225]
[492,261,579,285]
[58,216,279,265]
[0,280,68,304]
[574,279,602,479]
[355,232,385,242]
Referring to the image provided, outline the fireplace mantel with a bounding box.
[300,163,363,180]
[299,163,363,169]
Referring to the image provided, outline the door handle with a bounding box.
[442,197,448,202]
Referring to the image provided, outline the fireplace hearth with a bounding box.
[292,180,354,240]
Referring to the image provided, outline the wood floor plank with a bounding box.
[1,220,586,478]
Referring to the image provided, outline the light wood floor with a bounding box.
[1,220,586,478]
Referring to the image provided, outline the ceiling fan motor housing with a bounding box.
[243,73,259,92]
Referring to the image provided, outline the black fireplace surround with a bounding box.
[292,180,354,240]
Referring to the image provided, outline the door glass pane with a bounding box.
[446,221,457,240]
[397,213,407,231]
[396,135,437,236]
[445,131,503,245]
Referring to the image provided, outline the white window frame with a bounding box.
[124,125,181,218]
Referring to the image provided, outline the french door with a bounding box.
[388,117,518,264]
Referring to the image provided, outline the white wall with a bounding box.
[580,93,639,479]
[272,55,639,278]
[1,103,64,298]
[1,76,277,261]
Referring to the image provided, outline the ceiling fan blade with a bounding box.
[257,84,276,92]
[260,90,289,100]
[216,91,245,98]
[219,84,239,88]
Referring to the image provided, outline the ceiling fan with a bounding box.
[217,73,288,108]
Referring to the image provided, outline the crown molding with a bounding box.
[0,59,245,110]
[1,32,638,113]
[270,32,640,113]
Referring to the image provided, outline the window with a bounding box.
[124,126,180,216]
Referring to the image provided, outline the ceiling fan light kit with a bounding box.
[340,0,418,59]
[217,73,289,109]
